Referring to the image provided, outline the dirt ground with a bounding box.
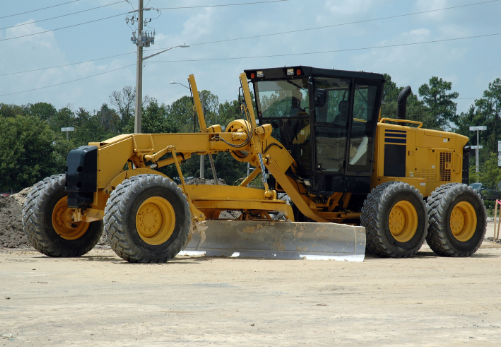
[1,241,501,346]
[1,188,501,346]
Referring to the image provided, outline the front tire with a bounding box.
[22,174,103,257]
[104,174,191,263]
[361,182,428,258]
[426,183,486,256]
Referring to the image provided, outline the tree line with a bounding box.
[1,75,500,192]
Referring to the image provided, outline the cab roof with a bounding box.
[244,66,385,82]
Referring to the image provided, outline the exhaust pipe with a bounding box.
[397,86,412,120]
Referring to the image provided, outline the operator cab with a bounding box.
[246,66,384,196]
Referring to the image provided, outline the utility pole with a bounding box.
[61,127,74,141]
[134,0,144,134]
[128,4,186,134]
[200,93,205,179]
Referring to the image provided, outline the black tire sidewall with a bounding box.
[381,189,427,252]
[443,192,486,253]
[124,185,188,256]
[36,175,102,255]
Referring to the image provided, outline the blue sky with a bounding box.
[1,0,501,115]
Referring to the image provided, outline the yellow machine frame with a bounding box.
[73,73,469,229]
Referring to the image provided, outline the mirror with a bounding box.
[314,89,327,107]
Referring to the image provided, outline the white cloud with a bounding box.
[0,20,134,110]
[351,27,469,92]
[1,0,499,115]
[324,0,376,16]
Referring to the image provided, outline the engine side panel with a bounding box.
[372,122,469,197]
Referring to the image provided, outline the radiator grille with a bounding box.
[440,152,452,182]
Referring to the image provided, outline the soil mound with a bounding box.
[0,196,29,248]
[11,186,32,206]
[186,178,226,185]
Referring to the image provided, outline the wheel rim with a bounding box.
[52,196,90,240]
[388,201,418,243]
[450,201,477,242]
[136,197,176,245]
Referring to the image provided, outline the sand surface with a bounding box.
[2,185,501,346]
[1,242,501,346]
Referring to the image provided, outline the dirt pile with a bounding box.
[10,187,31,206]
[0,195,29,248]
[486,237,501,244]
[186,178,226,185]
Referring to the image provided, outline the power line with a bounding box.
[0,0,499,91]
[184,0,501,47]
[1,0,499,74]
[0,1,298,42]
[1,30,498,96]
[0,0,81,20]
[0,64,134,97]
[0,12,128,43]
[157,0,295,10]
[152,31,501,63]
[0,1,124,32]
[1,0,496,47]
[0,52,135,77]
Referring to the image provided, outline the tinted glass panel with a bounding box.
[348,83,379,172]
[269,118,311,171]
[255,79,309,118]
[314,77,351,173]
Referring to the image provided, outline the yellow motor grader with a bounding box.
[22,66,486,262]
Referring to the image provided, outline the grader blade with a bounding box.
[180,220,366,262]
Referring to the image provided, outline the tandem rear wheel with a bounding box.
[103,174,191,263]
[426,183,486,257]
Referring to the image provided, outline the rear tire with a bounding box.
[361,182,428,258]
[22,174,103,257]
[426,183,486,256]
[104,174,191,263]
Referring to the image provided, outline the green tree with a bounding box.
[166,95,201,133]
[456,78,501,165]
[47,106,75,134]
[380,74,430,127]
[109,86,135,133]
[160,92,248,184]
[218,99,242,126]
[0,115,62,191]
[0,103,24,118]
[72,108,109,145]
[470,153,501,189]
[418,77,459,130]
[97,103,120,134]
[140,99,177,134]
[24,102,57,121]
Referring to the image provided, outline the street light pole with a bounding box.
[61,127,74,141]
[477,130,479,173]
[469,125,487,181]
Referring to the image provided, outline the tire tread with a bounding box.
[104,174,191,263]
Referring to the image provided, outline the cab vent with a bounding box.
[440,152,452,182]
[416,168,436,182]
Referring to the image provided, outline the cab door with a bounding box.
[312,77,382,194]
[345,80,382,176]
